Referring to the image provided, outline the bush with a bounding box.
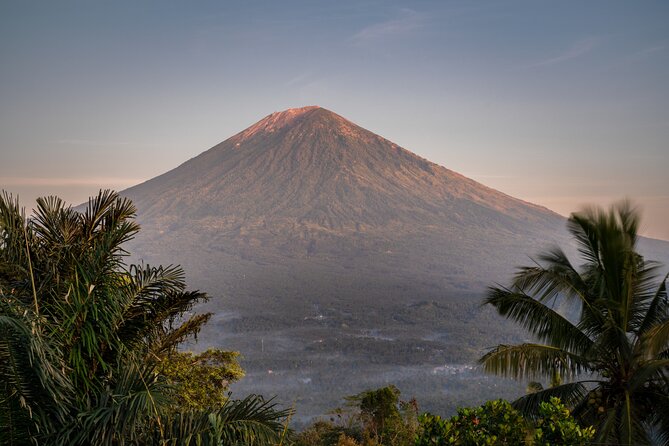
[416,398,594,446]
[533,397,595,446]
[416,399,527,445]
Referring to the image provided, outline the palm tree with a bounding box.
[0,190,289,445]
[480,201,669,445]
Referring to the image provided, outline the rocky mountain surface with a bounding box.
[121,106,669,423]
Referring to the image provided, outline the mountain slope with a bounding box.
[125,106,560,233]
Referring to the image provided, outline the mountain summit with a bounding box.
[122,106,571,420]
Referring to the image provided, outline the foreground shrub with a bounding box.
[533,397,595,446]
[416,398,594,446]
[416,399,527,445]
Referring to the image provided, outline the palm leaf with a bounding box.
[644,319,669,358]
[512,381,588,418]
[512,246,590,306]
[157,395,292,445]
[479,343,591,380]
[57,357,169,446]
[484,287,593,354]
[638,273,669,335]
[0,299,72,443]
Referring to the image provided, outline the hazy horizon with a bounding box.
[2,1,668,240]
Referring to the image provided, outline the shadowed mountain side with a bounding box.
[120,106,669,423]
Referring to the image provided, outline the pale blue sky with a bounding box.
[1,1,668,239]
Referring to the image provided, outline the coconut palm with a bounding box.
[480,201,669,445]
[0,190,289,445]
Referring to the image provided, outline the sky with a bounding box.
[1,1,668,240]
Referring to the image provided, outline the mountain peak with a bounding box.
[235,105,332,141]
[282,105,322,114]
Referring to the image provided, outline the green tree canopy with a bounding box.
[158,348,245,411]
[416,398,594,446]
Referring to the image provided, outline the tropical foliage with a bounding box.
[415,398,593,446]
[416,399,528,446]
[0,190,288,445]
[159,348,245,411]
[480,201,669,444]
[533,397,595,445]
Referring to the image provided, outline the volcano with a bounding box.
[125,106,561,235]
[124,106,566,308]
[120,106,667,422]
[124,106,566,295]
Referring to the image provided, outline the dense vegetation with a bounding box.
[295,388,593,446]
[0,191,289,445]
[417,397,594,446]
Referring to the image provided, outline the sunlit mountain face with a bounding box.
[124,106,561,231]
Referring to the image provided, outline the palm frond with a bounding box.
[479,343,591,380]
[512,246,590,305]
[512,381,589,418]
[591,401,651,446]
[151,313,212,356]
[0,298,73,442]
[157,395,292,446]
[82,190,138,237]
[484,287,593,354]
[116,264,209,354]
[0,191,29,271]
[637,273,669,335]
[567,210,604,271]
[57,357,169,446]
[648,396,669,446]
[644,319,669,358]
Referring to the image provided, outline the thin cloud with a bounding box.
[529,194,669,202]
[54,139,155,148]
[351,9,425,45]
[527,37,601,68]
[609,43,666,69]
[469,174,516,179]
[2,177,144,187]
[285,71,317,87]
[639,45,665,56]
